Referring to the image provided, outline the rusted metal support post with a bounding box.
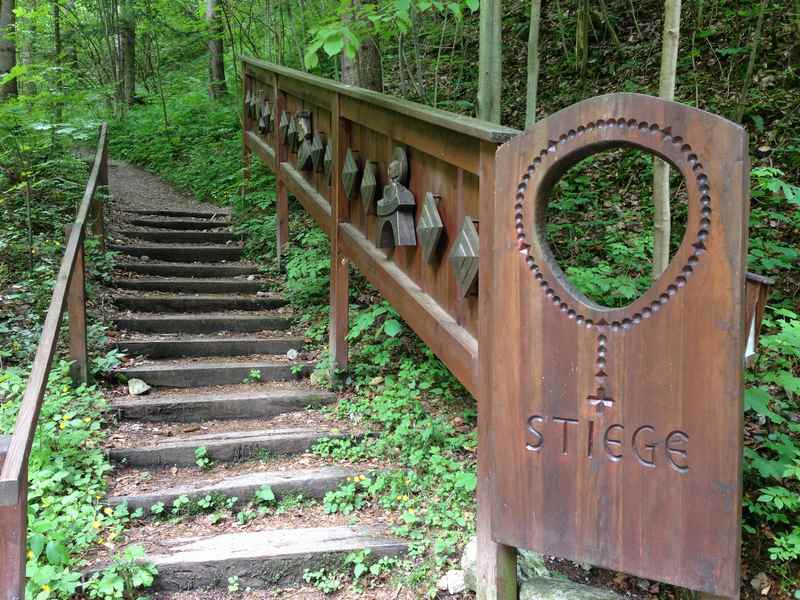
[64,225,89,385]
[477,139,518,600]
[0,436,27,600]
[93,125,108,251]
[329,92,349,376]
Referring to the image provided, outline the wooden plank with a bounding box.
[243,57,518,144]
[329,92,349,374]
[0,123,107,506]
[280,162,332,234]
[487,94,748,598]
[0,438,25,600]
[276,88,289,258]
[245,130,277,170]
[340,223,478,396]
[65,225,88,385]
[477,140,518,600]
[277,74,337,111]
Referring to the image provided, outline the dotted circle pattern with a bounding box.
[514,118,711,334]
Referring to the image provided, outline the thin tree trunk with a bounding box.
[120,0,135,105]
[207,0,227,98]
[478,0,501,122]
[53,0,63,121]
[340,0,382,91]
[525,0,541,127]
[735,0,768,123]
[652,0,681,278]
[0,0,16,100]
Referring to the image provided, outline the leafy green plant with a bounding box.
[83,545,157,600]
[194,446,214,470]
[243,369,262,383]
[302,568,345,594]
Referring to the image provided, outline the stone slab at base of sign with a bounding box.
[461,536,622,600]
[520,578,623,600]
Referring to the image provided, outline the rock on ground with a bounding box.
[461,536,550,592]
[520,577,622,600]
[127,378,151,396]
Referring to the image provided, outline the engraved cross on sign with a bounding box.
[587,389,614,415]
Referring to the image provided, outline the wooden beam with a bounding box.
[0,438,25,600]
[280,162,332,234]
[276,89,289,260]
[329,92,349,375]
[65,225,88,385]
[340,223,479,396]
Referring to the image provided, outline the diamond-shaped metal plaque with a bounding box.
[311,133,326,173]
[258,98,272,134]
[418,192,444,263]
[245,89,255,120]
[297,139,313,171]
[449,217,479,297]
[323,142,333,186]
[360,161,379,214]
[342,149,362,199]
[287,117,299,152]
[279,112,290,146]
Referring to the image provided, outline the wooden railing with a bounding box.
[242,60,774,599]
[0,124,108,599]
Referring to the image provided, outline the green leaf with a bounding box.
[323,35,345,57]
[383,319,403,337]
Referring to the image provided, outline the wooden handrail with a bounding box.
[0,122,107,599]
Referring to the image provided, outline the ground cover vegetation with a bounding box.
[0,0,798,598]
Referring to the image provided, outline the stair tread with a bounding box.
[108,465,357,506]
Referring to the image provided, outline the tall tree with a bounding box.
[119,0,136,106]
[652,0,681,277]
[0,0,17,100]
[53,0,63,120]
[478,0,501,123]
[735,0,768,122]
[525,0,541,127]
[206,0,227,98]
[340,0,382,91]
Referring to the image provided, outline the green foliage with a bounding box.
[0,364,153,599]
[743,308,800,573]
[194,446,214,470]
[83,545,157,600]
[302,567,345,594]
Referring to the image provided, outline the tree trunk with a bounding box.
[525,0,541,127]
[478,0,501,123]
[53,0,63,120]
[0,0,17,100]
[207,0,227,98]
[735,0,768,123]
[120,0,135,105]
[652,0,681,278]
[340,0,382,91]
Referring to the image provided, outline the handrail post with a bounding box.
[94,125,108,251]
[65,224,89,385]
[0,436,27,600]
[329,92,349,377]
[275,80,289,262]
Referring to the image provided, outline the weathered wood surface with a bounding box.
[242,58,516,395]
[488,94,749,598]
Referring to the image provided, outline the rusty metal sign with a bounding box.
[488,94,749,598]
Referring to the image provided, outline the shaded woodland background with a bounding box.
[0,1,799,598]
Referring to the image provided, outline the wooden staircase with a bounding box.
[106,206,405,592]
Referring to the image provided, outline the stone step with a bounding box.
[114,313,292,334]
[113,335,304,359]
[108,466,357,514]
[128,218,232,230]
[108,427,331,467]
[112,387,335,421]
[116,360,312,387]
[143,526,406,591]
[118,262,259,278]
[115,230,242,244]
[110,244,243,262]
[112,277,265,294]
[113,293,287,313]
[122,208,231,219]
